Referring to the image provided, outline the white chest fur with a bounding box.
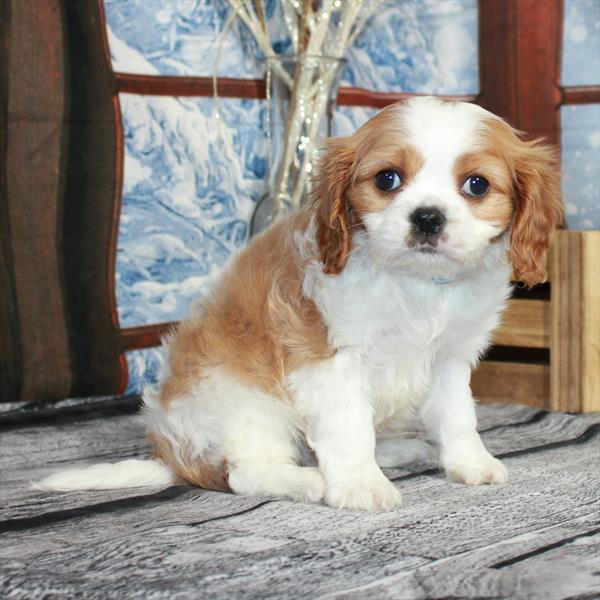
[303,244,512,427]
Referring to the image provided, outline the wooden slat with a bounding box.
[115,73,266,99]
[492,299,550,348]
[2,0,71,401]
[550,230,600,413]
[472,361,550,408]
[561,85,600,105]
[478,0,562,145]
[478,0,518,126]
[513,0,562,144]
[336,87,477,108]
[114,73,477,109]
[120,322,176,353]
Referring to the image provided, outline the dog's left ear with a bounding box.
[313,136,356,275]
[509,140,564,287]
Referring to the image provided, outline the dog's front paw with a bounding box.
[443,452,508,485]
[325,466,402,511]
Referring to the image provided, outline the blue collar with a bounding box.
[431,276,454,285]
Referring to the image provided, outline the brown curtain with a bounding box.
[0,0,123,402]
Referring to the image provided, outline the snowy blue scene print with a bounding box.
[104,0,479,92]
[561,104,600,231]
[561,0,600,230]
[562,0,600,87]
[117,93,268,329]
[126,347,166,396]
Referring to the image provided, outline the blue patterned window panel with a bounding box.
[332,106,379,138]
[125,348,165,395]
[117,94,268,328]
[104,0,263,77]
[562,0,600,86]
[342,0,478,94]
[561,104,600,230]
[104,0,478,94]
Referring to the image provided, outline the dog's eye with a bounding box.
[374,170,402,192]
[462,175,490,198]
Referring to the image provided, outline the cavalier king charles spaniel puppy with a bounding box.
[38,97,562,511]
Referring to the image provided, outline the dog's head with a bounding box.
[313,97,563,286]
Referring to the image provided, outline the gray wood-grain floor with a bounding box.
[1,399,599,599]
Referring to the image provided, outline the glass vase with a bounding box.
[250,55,346,235]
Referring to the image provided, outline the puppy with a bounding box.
[37,97,562,510]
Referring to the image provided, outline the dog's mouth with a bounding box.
[406,232,446,254]
[416,246,438,254]
[410,241,443,256]
[405,240,462,265]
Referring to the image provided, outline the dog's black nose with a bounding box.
[410,207,446,235]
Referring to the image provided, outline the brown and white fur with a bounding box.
[37,97,563,511]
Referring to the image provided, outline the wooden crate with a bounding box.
[472,230,600,413]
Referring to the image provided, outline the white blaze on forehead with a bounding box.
[400,97,490,169]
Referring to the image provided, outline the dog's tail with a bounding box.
[32,459,176,492]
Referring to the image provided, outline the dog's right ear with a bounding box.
[313,137,356,275]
